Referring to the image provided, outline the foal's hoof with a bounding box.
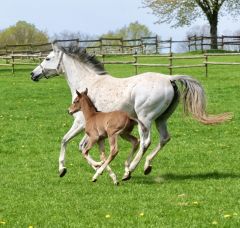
[92,178,97,182]
[114,181,119,186]
[122,172,131,181]
[144,165,152,175]
[59,168,67,177]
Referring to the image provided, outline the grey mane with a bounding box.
[59,45,107,75]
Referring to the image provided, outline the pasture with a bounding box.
[0,54,240,227]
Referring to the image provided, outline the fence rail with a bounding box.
[1,51,240,77]
[1,35,240,56]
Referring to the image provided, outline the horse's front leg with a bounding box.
[59,116,84,177]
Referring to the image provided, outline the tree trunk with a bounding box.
[210,13,218,50]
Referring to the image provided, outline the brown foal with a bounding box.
[68,89,145,184]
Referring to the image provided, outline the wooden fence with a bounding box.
[1,52,240,77]
[188,35,240,52]
[1,36,240,56]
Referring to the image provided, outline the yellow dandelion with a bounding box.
[105,214,111,218]
[212,221,218,225]
[233,212,238,216]
[224,214,231,218]
[192,201,199,205]
[0,221,6,224]
[139,212,144,217]
[29,226,33,228]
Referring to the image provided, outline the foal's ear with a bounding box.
[84,88,88,95]
[76,90,81,97]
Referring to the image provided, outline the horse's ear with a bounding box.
[52,41,59,52]
[84,88,88,95]
[76,90,81,97]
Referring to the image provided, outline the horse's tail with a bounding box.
[170,75,233,125]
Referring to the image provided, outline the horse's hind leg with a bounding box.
[122,119,151,180]
[120,133,139,177]
[59,118,84,177]
[98,139,118,185]
[144,119,170,175]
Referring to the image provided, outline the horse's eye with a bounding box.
[46,58,50,61]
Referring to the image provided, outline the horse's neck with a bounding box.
[62,55,96,99]
[81,97,97,122]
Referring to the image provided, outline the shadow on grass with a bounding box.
[132,171,240,185]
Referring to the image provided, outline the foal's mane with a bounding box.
[82,93,99,112]
[59,45,107,75]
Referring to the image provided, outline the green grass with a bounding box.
[0,54,240,227]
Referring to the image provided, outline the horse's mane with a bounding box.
[59,45,107,75]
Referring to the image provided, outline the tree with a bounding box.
[52,30,96,47]
[102,21,154,39]
[0,21,48,45]
[142,0,240,49]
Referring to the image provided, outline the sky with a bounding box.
[1,0,239,40]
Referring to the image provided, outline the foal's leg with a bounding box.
[79,135,103,170]
[122,119,151,181]
[120,133,139,176]
[98,139,118,185]
[92,135,119,183]
[82,137,101,170]
[59,117,84,177]
[144,120,170,175]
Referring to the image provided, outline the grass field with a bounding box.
[0,54,240,227]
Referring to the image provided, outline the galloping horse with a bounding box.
[30,43,232,180]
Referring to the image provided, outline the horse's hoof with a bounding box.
[92,178,97,182]
[122,173,131,181]
[114,181,119,186]
[144,165,152,175]
[59,168,67,177]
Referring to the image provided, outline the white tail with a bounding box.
[170,75,233,125]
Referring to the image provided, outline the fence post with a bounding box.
[221,35,224,50]
[140,39,144,54]
[100,38,103,54]
[188,37,191,52]
[169,37,172,54]
[134,55,138,75]
[194,35,197,51]
[155,35,158,54]
[205,54,208,78]
[169,52,173,75]
[201,36,204,53]
[121,38,124,53]
[12,55,15,76]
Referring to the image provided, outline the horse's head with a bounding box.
[30,44,64,81]
[68,89,88,115]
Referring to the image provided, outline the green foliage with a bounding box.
[0,21,48,46]
[0,55,240,227]
[102,21,154,39]
[142,0,240,28]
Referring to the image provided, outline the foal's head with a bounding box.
[68,88,97,115]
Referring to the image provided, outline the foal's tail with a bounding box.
[170,75,233,125]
